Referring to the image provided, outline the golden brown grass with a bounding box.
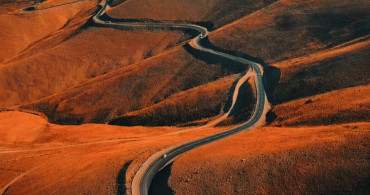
[0,0,369,194]
[0,111,177,148]
[168,123,370,194]
[272,38,370,103]
[110,76,238,126]
[0,111,48,146]
[36,0,86,8]
[0,28,187,108]
[0,0,97,63]
[20,46,241,125]
[0,0,33,14]
[271,85,370,126]
[0,111,229,194]
[210,0,370,63]
[107,0,278,29]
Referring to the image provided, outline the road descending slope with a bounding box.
[93,1,270,194]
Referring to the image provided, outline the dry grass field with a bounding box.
[0,0,369,194]
[168,123,370,194]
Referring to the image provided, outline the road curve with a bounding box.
[93,1,270,195]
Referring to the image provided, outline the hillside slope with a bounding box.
[167,123,370,194]
[0,28,187,108]
[21,46,244,124]
[109,76,238,126]
[0,111,228,194]
[273,37,370,103]
[107,0,278,29]
[272,85,370,126]
[0,0,97,63]
[0,0,369,194]
[210,0,370,63]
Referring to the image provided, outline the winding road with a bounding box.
[94,2,270,195]
[0,1,270,194]
[93,1,270,195]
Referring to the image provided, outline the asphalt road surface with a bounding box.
[93,2,269,195]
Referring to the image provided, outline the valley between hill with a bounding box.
[0,0,369,194]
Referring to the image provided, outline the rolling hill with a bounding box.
[0,0,369,194]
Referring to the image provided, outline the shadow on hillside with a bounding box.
[230,78,256,123]
[99,13,215,30]
[189,38,281,101]
[99,13,161,23]
[186,38,281,124]
[148,162,175,195]
[108,0,127,7]
[190,38,281,104]
[25,9,281,126]
[184,44,246,73]
[86,13,200,39]
[109,38,282,127]
[23,6,36,11]
[116,160,132,195]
